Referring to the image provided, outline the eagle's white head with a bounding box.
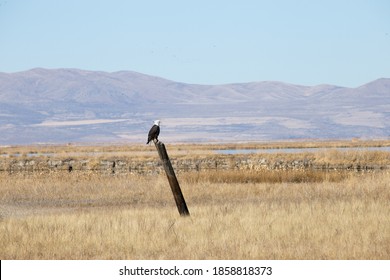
[154,120,161,126]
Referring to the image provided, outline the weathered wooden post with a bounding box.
[154,140,190,216]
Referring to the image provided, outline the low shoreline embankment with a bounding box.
[1,152,389,174]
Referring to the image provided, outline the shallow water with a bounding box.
[215,146,390,155]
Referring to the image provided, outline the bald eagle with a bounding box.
[146,120,160,144]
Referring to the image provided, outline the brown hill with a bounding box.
[0,68,389,144]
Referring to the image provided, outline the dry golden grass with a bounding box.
[1,169,389,260]
[181,169,351,184]
[313,148,390,166]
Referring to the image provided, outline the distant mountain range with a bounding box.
[0,68,389,144]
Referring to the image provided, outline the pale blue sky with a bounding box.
[0,0,389,87]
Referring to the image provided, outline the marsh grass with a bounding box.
[2,139,390,159]
[1,169,389,260]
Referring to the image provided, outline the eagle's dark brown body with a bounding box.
[146,123,160,144]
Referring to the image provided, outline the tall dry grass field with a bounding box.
[1,167,389,259]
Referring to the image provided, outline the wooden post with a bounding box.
[154,140,190,216]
